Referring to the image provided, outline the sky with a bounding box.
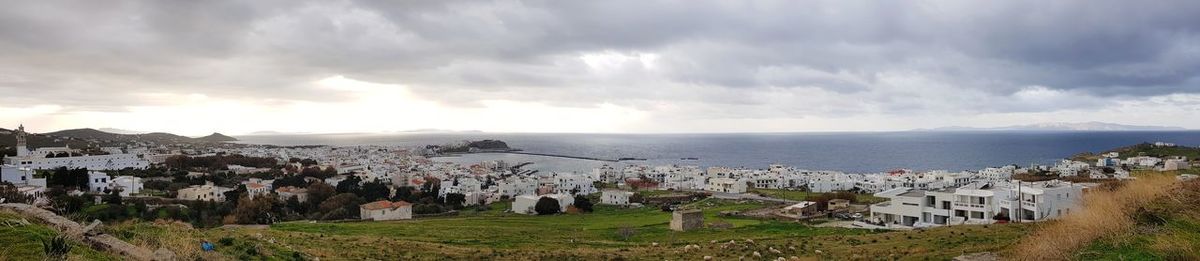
[2,0,1199,136]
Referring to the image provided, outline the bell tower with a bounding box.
[15,124,28,157]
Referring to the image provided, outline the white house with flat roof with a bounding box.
[870,180,1085,228]
[704,178,748,193]
[601,190,634,206]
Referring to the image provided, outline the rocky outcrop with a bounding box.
[954,252,998,261]
[0,203,176,261]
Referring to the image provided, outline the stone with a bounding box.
[954,252,999,261]
[152,248,176,261]
[669,209,703,231]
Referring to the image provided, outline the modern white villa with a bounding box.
[870,180,1086,228]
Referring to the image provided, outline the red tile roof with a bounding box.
[360,200,412,210]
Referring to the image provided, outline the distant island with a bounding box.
[428,139,512,154]
[914,121,1187,132]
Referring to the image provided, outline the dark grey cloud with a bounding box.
[1,0,1198,119]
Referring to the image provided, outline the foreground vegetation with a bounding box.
[0,211,118,261]
[57,197,1034,260]
[1014,172,1200,260]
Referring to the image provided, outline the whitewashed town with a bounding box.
[4,124,1194,232]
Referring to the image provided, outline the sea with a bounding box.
[234,131,1200,174]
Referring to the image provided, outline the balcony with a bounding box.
[952,202,986,209]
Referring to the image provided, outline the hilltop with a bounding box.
[45,128,214,144]
[196,132,239,142]
[0,128,239,154]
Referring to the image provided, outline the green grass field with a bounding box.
[8,197,1040,260]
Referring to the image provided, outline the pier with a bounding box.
[441,149,622,162]
[499,151,619,162]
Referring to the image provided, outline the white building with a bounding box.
[0,165,37,186]
[1163,157,1190,171]
[243,178,272,199]
[870,180,1085,228]
[704,178,748,194]
[497,177,538,198]
[177,182,233,201]
[600,190,634,206]
[87,171,110,193]
[275,186,309,202]
[109,176,143,197]
[511,194,574,214]
[552,172,596,195]
[359,200,413,221]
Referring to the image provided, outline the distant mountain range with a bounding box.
[914,122,1187,132]
[36,128,238,144]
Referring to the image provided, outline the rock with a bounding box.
[954,252,999,261]
[152,248,176,261]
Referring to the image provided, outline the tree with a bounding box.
[47,167,88,190]
[534,197,561,215]
[228,196,278,224]
[307,182,336,205]
[0,183,34,204]
[316,193,363,220]
[391,186,416,202]
[629,193,645,204]
[616,225,637,241]
[103,189,122,205]
[335,176,363,194]
[573,195,594,212]
[358,181,390,202]
[443,193,466,210]
[224,185,247,205]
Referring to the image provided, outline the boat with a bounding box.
[681,157,699,160]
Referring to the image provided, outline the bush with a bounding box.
[573,195,594,212]
[535,197,561,215]
[42,235,72,258]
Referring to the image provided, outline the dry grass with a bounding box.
[1013,174,1178,260]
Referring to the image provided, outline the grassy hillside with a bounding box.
[89,198,1039,260]
[1013,172,1199,260]
[1074,176,1200,260]
[0,211,119,261]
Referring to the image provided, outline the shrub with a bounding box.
[42,235,72,258]
[534,197,561,215]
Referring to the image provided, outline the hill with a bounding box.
[196,132,238,142]
[46,128,200,144]
[1071,142,1200,161]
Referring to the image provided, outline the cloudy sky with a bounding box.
[2,0,1199,135]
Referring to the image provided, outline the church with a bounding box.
[4,124,150,170]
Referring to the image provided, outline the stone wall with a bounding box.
[670,209,704,231]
